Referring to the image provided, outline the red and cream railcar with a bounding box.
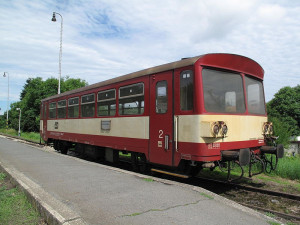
[40,53,283,177]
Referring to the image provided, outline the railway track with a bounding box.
[194,176,300,223]
[195,176,300,201]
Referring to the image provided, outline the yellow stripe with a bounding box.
[151,168,190,178]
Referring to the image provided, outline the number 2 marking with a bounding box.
[159,130,163,138]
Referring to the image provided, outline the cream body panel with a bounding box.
[177,115,267,143]
[47,117,149,139]
[40,120,43,131]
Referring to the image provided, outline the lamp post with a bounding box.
[51,12,63,95]
[3,72,9,129]
[16,108,21,136]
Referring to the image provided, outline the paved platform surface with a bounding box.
[0,135,276,225]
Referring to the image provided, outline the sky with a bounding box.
[0,0,299,115]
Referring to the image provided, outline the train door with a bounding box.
[149,71,173,166]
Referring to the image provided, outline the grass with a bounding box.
[0,173,43,225]
[143,178,154,182]
[200,192,214,200]
[265,212,276,218]
[199,154,300,182]
[0,128,42,143]
[271,155,300,180]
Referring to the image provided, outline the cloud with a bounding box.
[0,0,299,115]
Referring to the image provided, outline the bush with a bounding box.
[272,155,300,180]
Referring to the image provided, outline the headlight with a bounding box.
[269,124,273,134]
[213,124,219,135]
[222,124,228,135]
[263,123,269,134]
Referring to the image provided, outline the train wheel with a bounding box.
[61,145,68,154]
[131,153,139,172]
[140,154,149,174]
[53,140,59,151]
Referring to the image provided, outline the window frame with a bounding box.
[97,89,116,102]
[118,83,145,116]
[81,93,95,118]
[49,102,57,119]
[180,70,194,111]
[202,68,246,114]
[156,80,168,114]
[245,75,266,115]
[68,97,79,118]
[97,89,116,117]
[57,99,67,119]
[119,83,144,99]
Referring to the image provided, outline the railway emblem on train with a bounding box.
[54,122,59,129]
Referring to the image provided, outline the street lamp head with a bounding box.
[51,12,56,22]
[16,108,20,111]
[3,72,6,77]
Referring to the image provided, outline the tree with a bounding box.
[9,77,87,132]
[0,115,6,129]
[267,85,300,141]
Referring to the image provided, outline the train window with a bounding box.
[156,81,168,113]
[180,70,193,111]
[49,102,56,119]
[119,83,144,115]
[57,100,67,118]
[97,89,116,116]
[43,103,47,119]
[81,94,95,118]
[245,76,266,114]
[68,97,79,118]
[119,83,144,98]
[202,69,245,113]
[40,103,43,119]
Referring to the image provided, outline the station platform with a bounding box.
[0,135,277,225]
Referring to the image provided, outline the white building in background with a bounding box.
[288,136,300,156]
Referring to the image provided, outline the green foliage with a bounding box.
[268,117,291,147]
[267,85,300,136]
[271,155,300,180]
[0,129,42,144]
[0,115,6,128]
[2,77,87,132]
[0,173,42,225]
[143,178,154,182]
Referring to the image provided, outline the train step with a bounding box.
[151,168,190,179]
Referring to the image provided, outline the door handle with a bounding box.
[165,135,169,150]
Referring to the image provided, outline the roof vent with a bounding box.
[181,57,190,60]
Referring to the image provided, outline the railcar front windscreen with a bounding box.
[202,68,246,113]
[245,76,266,115]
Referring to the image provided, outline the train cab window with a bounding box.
[49,102,56,119]
[202,68,245,113]
[57,100,67,118]
[119,83,144,115]
[97,89,116,116]
[156,81,168,113]
[68,97,79,118]
[245,76,266,114]
[180,70,193,111]
[81,94,95,118]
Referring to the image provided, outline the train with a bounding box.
[40,53,284,180]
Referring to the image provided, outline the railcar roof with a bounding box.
[42,53,263,102]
